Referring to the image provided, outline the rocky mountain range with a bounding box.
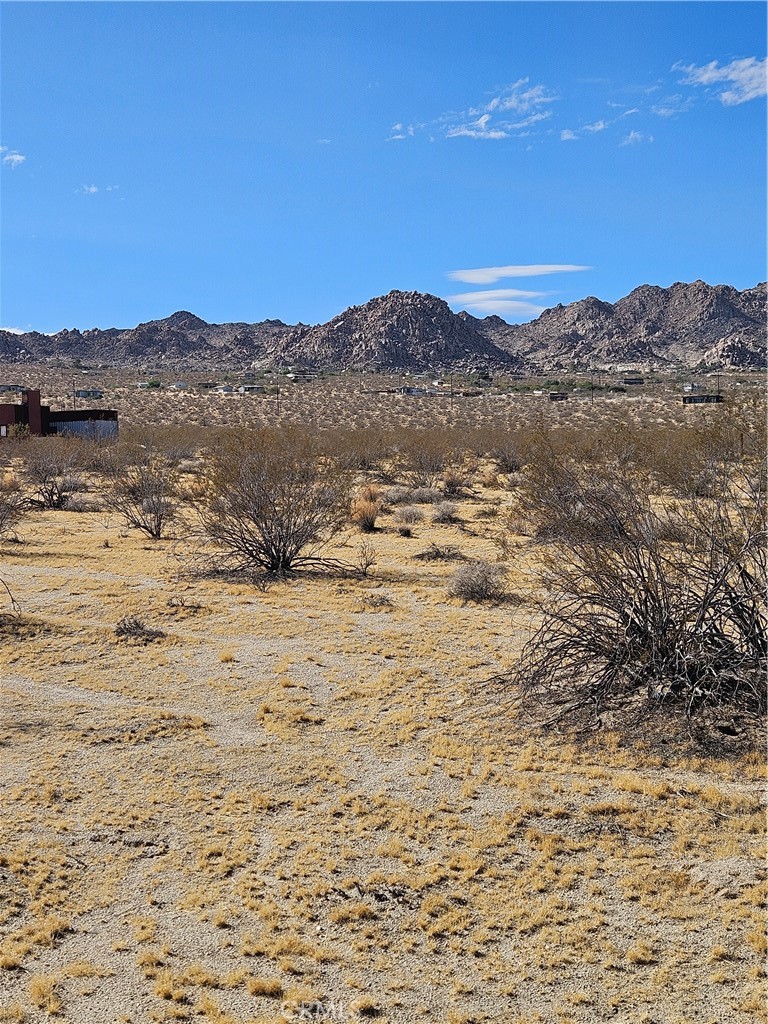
[1,280,764,371]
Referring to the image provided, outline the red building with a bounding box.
[0,389,118,439]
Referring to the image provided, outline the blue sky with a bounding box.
[1,1,766,333]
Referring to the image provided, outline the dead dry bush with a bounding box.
[448,561,511,604]
[350,485,382,533]
[494,463,767,737]
[114,616,166,644]
[200,431,352,576]
[414,542,466,562]
[432,501,460,524]
[19,437,87,510]
[101,447,183,540]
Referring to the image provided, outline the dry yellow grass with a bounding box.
[0,404,765,1023]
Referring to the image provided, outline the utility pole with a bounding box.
[590,370,595,406]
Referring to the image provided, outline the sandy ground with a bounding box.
[0,495,765,1024]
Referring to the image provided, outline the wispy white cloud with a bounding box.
[582,119,608,133]
[446,114,508,140]
[448,264,591,285]
[0,326,27,335]
[675,56,767,105]
[447,288,550,304]
[1,147,26,168]
[460,298,547,317]
[620,130,653,146]
[651,94,693,118]
[316,138,332,145]
[476,79,558,116]
[441,78,557,141]
[386,122,417,141]
[560,129,579,141]
[76,183,120,195]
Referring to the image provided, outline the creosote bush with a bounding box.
[496,457,767,734]
[102,449,182,540]
[20,437,86,510]
[200,431,351,576]
[448,561,510,603]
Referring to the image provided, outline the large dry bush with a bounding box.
[497,456,766,736]
[101,446,183,540]
[19,437,88,509]
[200,430,352,575]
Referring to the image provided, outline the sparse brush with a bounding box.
[432,501,460,524]
[114,616,166,644]
[395,505,423,525]
[442,469,471,497]
[414,542,466,562]
[448,562,510,603]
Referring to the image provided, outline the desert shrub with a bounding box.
[448,562,509,603]
[512,449,647,543]
[383,486,441,506]
[392,435,447,488]
[395,505,424,526]
[114,616,165,643]
[20,438,86,509]
[442,468,472,497]
[432,501,460,525]
[102,452,181,539]
[414,542,465,562]
[352,495,382,536]
[409,487,443,504]
[494,466,767,734]
[0,474,25,538]
[200,432,351,576]
[489,440,523,474]
[382,485,411,506]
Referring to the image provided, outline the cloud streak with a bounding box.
[446,288,549,317]
[1,147,26,168]
[676,56,767,105]
[441,78,557,141]
[448,264,591,285]
[620,130,653,146]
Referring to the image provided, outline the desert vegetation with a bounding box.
[0,379,765,1023]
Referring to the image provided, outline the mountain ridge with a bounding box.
[1,280,764,371]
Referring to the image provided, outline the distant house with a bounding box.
[215,385,234,394]
[237,385,266,394]
[623,377,645,386]
[682,394,724,405]
[548,392,569,401]
[0,384,25,394]
[168,381,189,390]
[74,388,103,400]
[0,389,118,439]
